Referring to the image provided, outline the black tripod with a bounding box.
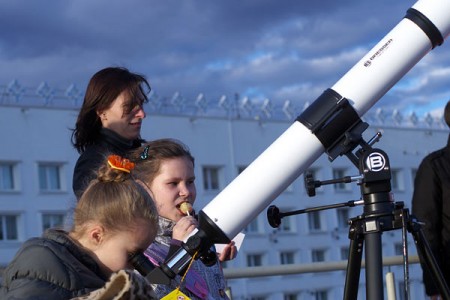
[341,144,449,300]
[267,133,450,300]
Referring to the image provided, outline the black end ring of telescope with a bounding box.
[405,8,444,48]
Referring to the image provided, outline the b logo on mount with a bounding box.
[366,152,386,172]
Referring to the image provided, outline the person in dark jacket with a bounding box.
[71,66,151,199]
[0,155,158,299]
[412,100,450,300]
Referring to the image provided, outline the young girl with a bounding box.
[131,138,236,300]
[0,155,158,299]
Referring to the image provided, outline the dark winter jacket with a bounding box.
[0,229,108,300]
[412,135,450,296]
[72,128,143,199]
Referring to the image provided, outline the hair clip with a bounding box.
[140,145,150,160]
[107,155,135,173]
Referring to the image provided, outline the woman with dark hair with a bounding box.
[71,66,151,199]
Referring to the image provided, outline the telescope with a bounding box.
[131,0,450,298]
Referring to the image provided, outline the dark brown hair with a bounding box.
[71,67,151,153]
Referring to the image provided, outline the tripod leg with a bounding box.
[365,231,384,300]
[344,223,364,300]
[400,210,411,300]
[409,218,450,299]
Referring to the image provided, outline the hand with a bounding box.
[430,295,442,300]
[218,241,237,262]
[172,216,198,241]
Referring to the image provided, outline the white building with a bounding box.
[0,82,448,299]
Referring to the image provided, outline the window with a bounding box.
[279,214,294,232]
[394,243,404,256]
[245,217,260,233]
[284,181,294,193]
[280,251,295,265]
[340,247,349,260]
[249,297,266,300]
[246,254,263,267]
[284,293,298,300]
[337,208,350,230]
[38,163,63,192]
[237,165,247,174]
[308,211,322,232]
[42,213,66,231]
[0,162,17,191]
[0,214,19,241]
[311,249,326,262]
[313,290,328,300]
[391,169,404,191]
[332,168,348,191]
[202,166,220,191]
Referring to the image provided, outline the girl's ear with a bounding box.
[89,224,106,246]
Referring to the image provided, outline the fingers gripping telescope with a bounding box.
[134,0,450,285]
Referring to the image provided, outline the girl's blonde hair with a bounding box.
[72,155,158,236]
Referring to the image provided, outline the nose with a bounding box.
[135,106,146,119]
[179,185,189,197]
[179,183,191,197]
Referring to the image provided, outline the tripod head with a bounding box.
[267,131,390,230]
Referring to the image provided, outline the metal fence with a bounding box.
[0,81,447,129]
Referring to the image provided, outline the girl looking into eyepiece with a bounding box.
[0,155,158,299]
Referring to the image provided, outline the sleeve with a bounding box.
[1,244,73,300]
[2,278,72,300]
[411,157,443,296]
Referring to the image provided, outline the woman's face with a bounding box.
[98,91,146,140]
[93,219,156,276]
[148,157,196,222]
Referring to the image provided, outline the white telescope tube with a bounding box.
[202,0,450,239]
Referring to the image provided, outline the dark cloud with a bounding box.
[0,0,448,117]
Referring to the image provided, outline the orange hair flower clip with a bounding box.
[107,155,135,173]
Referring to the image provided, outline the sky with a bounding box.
[0,0,449,119]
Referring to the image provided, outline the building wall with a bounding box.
[0,101,448,299]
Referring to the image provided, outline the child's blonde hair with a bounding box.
[72,155,158,236]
